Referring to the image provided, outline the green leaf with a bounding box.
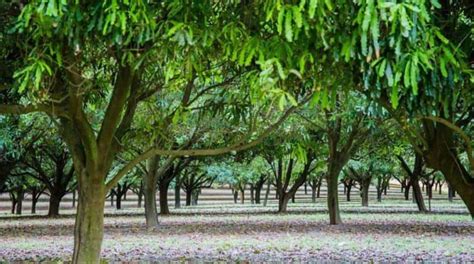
[430,0,441,8]
[390,85,399,108]
[285,10,293,42]
[277,9,285,34]
[403,61,411,88]
[439,57,448,77]
[309,0,318,19]
[410,61,418,95]
[292,6,303,28]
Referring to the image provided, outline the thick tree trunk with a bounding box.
[48,192,63,217]
[159,181,170,215]
[421,122,474,216]
[311,183,316,203]
[72,178,105,264]
[278,194,291,213]
[326,170,341,225]
[144,169,159,230]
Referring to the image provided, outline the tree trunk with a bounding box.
[48,192,63,217]
[361,183,369,207]
[250,185,255,204]
[16,190,24,215]
[233,189,238,204]
[144,169,159,230]
[278,193,291,213]
[412,180,427,212]
[137,182,143,208]
[174,175,180,209]
[304,182,308,195]
[346,185,352,202]
[116,193,121,210]
[186,190,192,206]
[240,189,245,204]
[255,184,262,204]
[311,183,316,203]
[326,170,341,225]
[192,189,199,206]
[11,198,16,214]
[72,174,105,264]
[159,180,170,215]
[31,198,37,214]
[404,183,411,200]
[316,181,321,198]
[263,180,271,207]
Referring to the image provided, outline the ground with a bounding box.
[0,201,472,263]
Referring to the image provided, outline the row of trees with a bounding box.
[0,1,472,263]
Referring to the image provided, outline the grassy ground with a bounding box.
[0,201,472,263]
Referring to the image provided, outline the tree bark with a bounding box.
[144,163,159,230]
[116,193,122,210]
[346,184,352,202]
[186,190,192,206]
[326,169,342,225]
[361,182,369,207]
[250,185,255,204]
[72,175,105,264]
[16,190,24,215]
[48,191,63,217]
[263,180,271,207]
[174,174,181,208]
[159,180,171,215]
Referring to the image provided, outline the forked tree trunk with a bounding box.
[72,176,106,264]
